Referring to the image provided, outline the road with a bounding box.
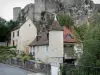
[0,63,45,75]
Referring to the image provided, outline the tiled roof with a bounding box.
[29,32,49,46]
[49,20,63,31]
[63,26,80,43]
[12,25,21,31]
[29,26,80,46]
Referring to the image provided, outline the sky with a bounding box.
[0,0,100,21]
[0,0,34,21]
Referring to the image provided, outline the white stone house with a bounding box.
[29,16,83,64]
[11,18,37,54]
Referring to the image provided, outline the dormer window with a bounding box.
[66,34,72,40]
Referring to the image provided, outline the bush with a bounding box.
[21,55,30,63]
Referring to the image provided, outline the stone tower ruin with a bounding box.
[13,7,21,21]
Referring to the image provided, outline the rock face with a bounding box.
[14,0,94,25]
[16,3,35,23]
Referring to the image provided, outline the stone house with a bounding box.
[11,17,37,53]
[29,15,83,64]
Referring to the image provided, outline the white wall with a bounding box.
[11,29,19,46]
[51,66,59,75]
[18,19,37,52]
[49,31,63,58]
[49,31,63,75]
[10,19,37,53]
[35,46,49,63]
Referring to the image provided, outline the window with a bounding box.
[45,46,48,55]
[13,32,15,37]
[17,31,19,36]
[66,34,72,40]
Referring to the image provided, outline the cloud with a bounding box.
[93,0,100,4]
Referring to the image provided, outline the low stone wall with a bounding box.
[2,58,51,75]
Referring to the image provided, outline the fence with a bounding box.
[1,58,51,75]
[1,59,100,75]
[60,63,100,75]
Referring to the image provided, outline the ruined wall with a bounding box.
[13,7,21,21]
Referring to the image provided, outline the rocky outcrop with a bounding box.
[16,0,94,26]
[17,3,35,23]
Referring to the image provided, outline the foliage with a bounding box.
[19,52,35,62]
[0,46,16,49]
[74,24,88,40]
[0,17,19,42]
[80,21,100,67]
[0,46,17,61]
[20,51,26,57]
[29,52,35,60]
[57,14,74,28]
[59,64,66,75]
[85,0,89,5]
[21,55,30,63]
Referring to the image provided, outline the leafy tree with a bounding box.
[6,20,19,40]
[80,21,100,67]
[74,24,88,41]
[0,17,19,42]
[57,14,74,28]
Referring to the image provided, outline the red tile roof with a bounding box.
[63,26,77,43]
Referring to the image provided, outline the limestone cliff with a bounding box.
[17,3,35,23]
[16,0,94,26]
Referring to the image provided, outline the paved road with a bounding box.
[0,63,45,75]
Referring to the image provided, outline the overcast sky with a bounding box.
[0,0,100,21]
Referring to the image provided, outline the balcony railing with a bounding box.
[64,54,76,59]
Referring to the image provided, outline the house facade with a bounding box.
[11,18,37,53]
[29,32,49,63]
[29,15,83,64]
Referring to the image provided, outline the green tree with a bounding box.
[74,24,88,41]
[80,22,100,67]
[0,17,7,42]
[0,18,19,42]
[57,14,74,28]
